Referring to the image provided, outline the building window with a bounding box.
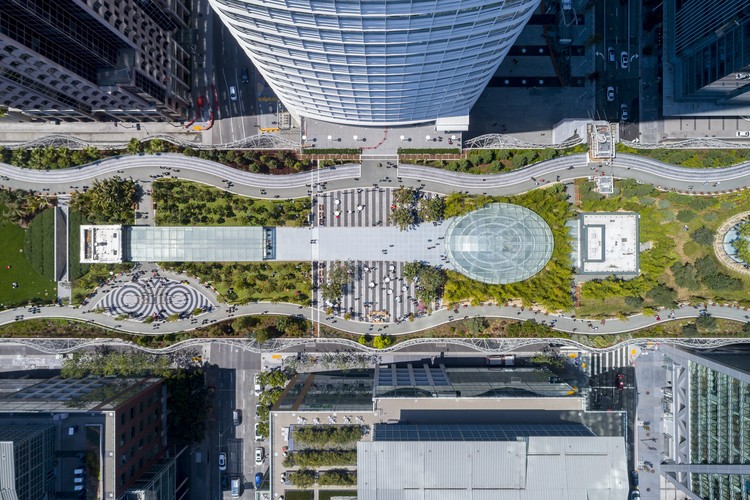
[120,413,126,425]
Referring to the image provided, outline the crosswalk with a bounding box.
[319,188,394,227]
[587,345,632,376]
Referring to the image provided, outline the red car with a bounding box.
[616,373,625,390]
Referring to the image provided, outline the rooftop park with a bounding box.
[577,178,750,316]
[152,178,311,227]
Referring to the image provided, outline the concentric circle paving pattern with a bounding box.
[98,280,212,320]
[445,203,554,284]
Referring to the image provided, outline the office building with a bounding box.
[0,424,55,500]
[665,0,750,111]
[661,345,750,499]
[0,375,182,500]
[0,0,192,122]
[270,363,627,496]
[208,0,541,130]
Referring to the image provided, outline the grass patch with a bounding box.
[161,261,311,305]
[152,178,311,227]
[23,208,55,280]
[579,179,750,312]
[0,221,56,307]
[283,491,314,500]
[404,145,588,173]
[68,210,90,280]
[617,144,750,168]
[441,186,574,310]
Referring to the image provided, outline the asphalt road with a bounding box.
[594,0,640,135]
[1,153,749,337]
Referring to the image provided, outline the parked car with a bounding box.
[616,373,625,390]
[630,490,641,500]
[255,472,263,489]
[218,452,227,471]
[620,104,629,121]
[630,470,639,487]
[280,472,287,484]
[241,67,249,84]
[231,477,241,497]
[608,47,615,62]
[737,131,750,138]
[232,409,242,426]
[221,474,229,491]
[607,86,615,102]
[255,447,264,465]
[621,51,629,69]
[255,422,263,441]
[254,374,262,395]
[229,85,238,101]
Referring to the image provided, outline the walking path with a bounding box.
[0,153,749,337]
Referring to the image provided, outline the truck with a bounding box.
[486,355,514,367]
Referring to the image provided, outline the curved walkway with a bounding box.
[1,152,750,337]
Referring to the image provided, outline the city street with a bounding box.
[594,0,640,138]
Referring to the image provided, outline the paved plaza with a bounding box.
[95,278,213,320]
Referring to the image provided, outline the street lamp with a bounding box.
[399,135,405,141]
[353,135,358,141]
[425,135,431,141]
[327,135,332,141]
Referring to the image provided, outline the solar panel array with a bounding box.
[373,423,594,442]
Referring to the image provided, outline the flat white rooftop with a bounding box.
[80,225,123,263]
[579,212,639,275]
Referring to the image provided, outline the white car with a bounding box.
[737,131,750,138]
[229,85,238,101]
[255,423,263,441]
[218,452,227,471]
[255,447,264,465]
[620,104,629,121]
[621,51,629,69]
[608,47,615,62]
[254,374,262,396]
[606,86,615,102]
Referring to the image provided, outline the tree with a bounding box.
[372,334,392,349]
[695,314,717,331]
[232,315,259,333]
[321,261,352,304]
[389,206,416,230]
[691,226,714,246]
[464,317,488,336]
[645,284,677,308]
[70,176,137,224]
[392,187,416,205]
[403,261,446,303]
[418,196,445,222]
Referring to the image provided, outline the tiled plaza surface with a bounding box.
[315,187,447,323]
[94,278,213,320]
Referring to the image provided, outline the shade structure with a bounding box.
[445,203,553,284]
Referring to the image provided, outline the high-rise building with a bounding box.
[661,345,750,499]
[0,0,192,122]
[665,0,750,106]
[0,375,181,499]
[0,424,55,500]
[208,0,541,130]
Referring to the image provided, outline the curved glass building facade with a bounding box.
[208,0,541,127]
[445,203,553,284]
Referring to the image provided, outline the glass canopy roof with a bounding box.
[444,203,553,284]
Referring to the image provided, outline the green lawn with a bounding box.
[68,210,90,280]
[0,221,56,307]
[153,178,311,227]
[283,492,314,500]
[23,208,56,280]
